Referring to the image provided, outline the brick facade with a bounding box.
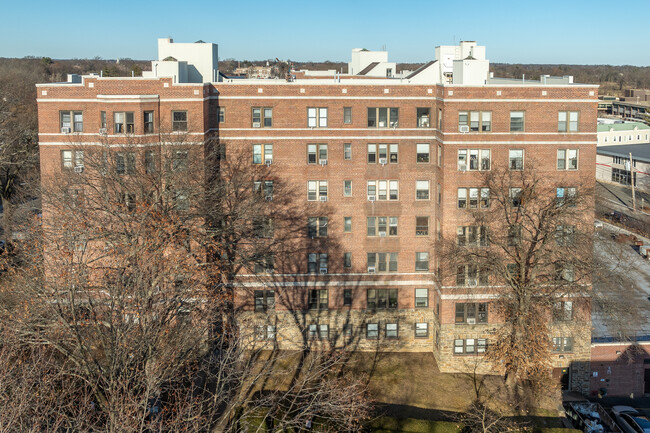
[37,72,597,392]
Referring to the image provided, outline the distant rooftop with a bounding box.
[598,122,650,132]
[598,144,650,163]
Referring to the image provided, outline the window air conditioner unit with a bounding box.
[265,159,272,166]
[265,196,273,202]
[466,318,476,325]
[319,159,327,166]
[265,268,274,274]
[252,122,261,128]
[319,196,327,202]
[378,231,386,237]
[74,166,84,174]
[459,125,470,133]
[367,266,376,273]
[379,158,387,165]
[99,128,107,135]
[459,164,467,172]
[319,267,328,274]
[61,127,71,133]
[368,195,376,202]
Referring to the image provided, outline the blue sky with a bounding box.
[1,0,648,66]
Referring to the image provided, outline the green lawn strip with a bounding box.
[371,416,582,433]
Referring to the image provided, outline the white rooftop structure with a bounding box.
[142,38,219,83]
[348,48,397,78]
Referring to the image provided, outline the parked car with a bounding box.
[612,406,650,433]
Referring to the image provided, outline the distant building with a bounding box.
[596,143,650,192]
[597,121,650,146]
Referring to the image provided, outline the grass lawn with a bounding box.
[370,416,581,433]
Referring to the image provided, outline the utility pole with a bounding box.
[630,152,636,211]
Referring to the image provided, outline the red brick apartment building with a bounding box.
[36,39,598,392]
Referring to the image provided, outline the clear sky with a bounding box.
[1,0,648,66]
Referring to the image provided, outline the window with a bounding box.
[254,180,274,201]
[555,263,575,282]
[61,150,84,170]
[117,191,137,213]
[458,111,491,132]
[510,111,524,132]
[556,187,577,206]
[343,288,352,306]
[417,108,431,127]
[100,111,106,130]
[367,252,398,272]
[458,149,490,171]
[174,190,189,211]
[416,180,430,200]
[367,144,398,164]
[457,226,489,247]
[368,107,399,128]
[308,107,328,128]
[343,252,352,269]
[415,322,429,338]
[254,254,274,273]
[415,288,428,307]
[344,180,352,197]
[115,152,136,175]
[457,188,490,209]
[415,252,429,271]
[367,289,398,310]
[386,323,399,339]
[253,144,273,164]
[172,150,188,172]
[455,303,488,324]
[253,217,274,238]
[509,188,522,207]
[169,110,187,132]
[416,143,430,163]
[344,107,352,124]
[252,107,272,127]
[555,225,575,246]
[558,111,579,132]
[60,110,83,132]
[307,254,328,275]
[507,225,522,246]
[557,149,578,170]
[457,264,488,286]
[344,143,352,160]
[255,325,276,341]
[144,111,154,134]
[552,337,573,352]
[438,183,442,204]
[218,107,225,123]
[344,217,352,233]
[612,168,636,186]
[367,217,398,237]
[254,290,275,312]
[367,180,399,201]
[307,217,328,238]
[307,181,328,201]
[366,323,379,339]
[553,301,573,322]
[145,150,157,174]
[113,112,134,133]
[415,217,429,236]
[438,144,442,166]
[454,338,487,354]
[307,324,329,340]
[509,149,524,170]
[307,144,328,164]
[308,289,328,309]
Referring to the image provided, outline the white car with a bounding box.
[612,406,650,433]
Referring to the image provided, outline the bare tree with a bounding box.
[0,135,372,432]
[442,165,597,392]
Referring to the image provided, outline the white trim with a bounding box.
[444,140,595,145]
[38,141,205,147]
[444,98,596,103]
[39,132,207,137]
[38,97,204,103]
[440,294,500,300]
[234,278,437,288]
[216,95,441,100]
[591,341,650,348]
[444,132,594,136]
[220,135,444,141]
[218,127,441,132]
